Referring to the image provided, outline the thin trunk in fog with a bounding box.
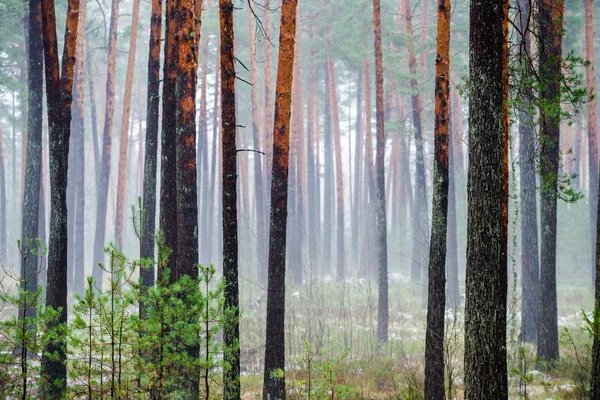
[517,0,539,344]
[322,61,334,275]
[0,126,6,262]
[537,0,564,363]
[464,0,509,396]
[263,0,298,397]
[585,0,598,284]
[206,50,221,267]
[263,4,274,220]
[160,0,178,279]
[21,0,44,319]
[403,0,430,283]
[352,70,363,266]
[93,0,120,285]
[199,32,211,266]
[446,119,460,309]
[39,0,80,393]
[71,0,86,295]
[219,0,240,397]
[86,49,101,189]
[372,0,389,344]
[248,10,267,282]
[115,0,142,248]
[424,0,450,395]
[306,47,320,268]
[326,50,346,282]
[140,0,162,297]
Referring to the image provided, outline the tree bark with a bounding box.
[39,0,80,394]
[21,0,44,318]
[463,0,509,397]
[219,0,240,398]
[160,0,178,280]
[0,126,6,263]
[140,0,162,295]
[115,0,142,248]
[537,0,564,363]
[93,0,120,286]
[517,0,540,344]
[424,0,450,396]
[263,0,298,397]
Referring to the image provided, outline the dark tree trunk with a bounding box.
[517,0,539,344]
[39,0,80,394]
[463,0,509,397]
[537,0,564,363]
[372,0,389,344]
[219,0,240,398]
[139,0,163,296]
[263,0,298,398]
[93,0,120,285]
[424,0,450,396]
[160,0,178,280]
[21,0,44,319]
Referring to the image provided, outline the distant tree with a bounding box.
[537,0,564,363]
[424,0,450,396]
[219,0,240,398]
[93,0,121,285]
[0,125,6,262]
[263,0,298,398]
[585,0,598,284]
[463,0,509,397]
[115,0,142,248]
[21,0,44,318]
[38,0,81,394]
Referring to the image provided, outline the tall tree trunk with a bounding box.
[585,0,598,284]
[21,0,44,319]
[160,0,178,279]
[306,55,320,269]
[115,0,141,248]
[263,0,298,397]
[326,51,346,281]
[352,70,363,267]
[71,0,87,295]
[463,0,509,397]
[517,0,540,344]
[86,49,101,190]
[372,0,389,344]
[424,0,450,396]
[537,0,564,363]
[403,0,430,283]
[248,11,267,282]
[322,62,334,276]
[219,0,240,398]
[140,0,162,296]
[175,0,200,395]
[0,126,6,263]
[93,0,120,285]
[199,32,211,267]
[39,0,80,394]
[446,117,460,309]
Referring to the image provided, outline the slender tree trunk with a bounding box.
[585,0,598,284]
[306,55,319,269]
[352,70,363,267]
[21,0,44,319]
[206,52,221,268]
[140,0,162,296]
[160,0,179,279]
[322,61,334,276]
[372,0,389,344]
[199,32,211,267]
[263,0,298,397]
[326,51,346,281]
[115,0,142,248]
[403,0,430,283]
[424,0,450,396]
[39,0,80,394]
[0,126,6,263]
[463,0,509,397]
[517,0,540,344]
[86,49,101,190]
[93,0,120,285]
[446,118,460,309]
[537,0,564,363]
[71,0,87,295]
[219,0,240,397]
